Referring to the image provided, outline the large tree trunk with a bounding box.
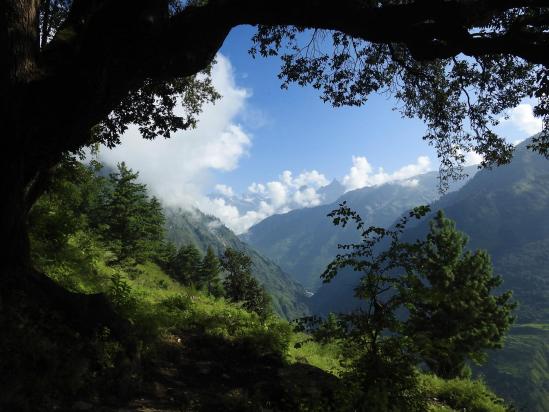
[0,151,133,342]
[0,3,131,347]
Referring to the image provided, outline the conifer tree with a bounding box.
[199,246,223,297]
[221,248,253,303]
[171,244,202,286]
[320,204,515,408]
[221,248,271,320]
[406,211,516,378]
[100,162,165,263]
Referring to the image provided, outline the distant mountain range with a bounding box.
[310,140,549,323]
[163,207,310,320]
[242,139,548,411]
[242,168,475,292]
[209,178,346,217]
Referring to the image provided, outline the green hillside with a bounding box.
[2,158,512,411]
[164,207,311,320]
[243,170,474,292]
[309,140,549,410]
[477,324,549,412]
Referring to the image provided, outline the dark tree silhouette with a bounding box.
[3,0,549,332]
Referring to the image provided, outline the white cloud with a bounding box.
[266,181,288,208]
[206,169,330,233]
[98,54,251,211]
[215,184,235,198]
[500,104,543,136]
[208,156,434,234]
[398,179,419,188]
[462,150,484,167]
[293,187,323,207]
[342,155,432,191]
[248,182,266,194]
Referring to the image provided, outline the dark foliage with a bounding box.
[221,248,272,321]
[308,204,515,409]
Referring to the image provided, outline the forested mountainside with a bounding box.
[308,140,549,411]
[163,207,310,320]
[2,158,512,412]
[243,168,475,291]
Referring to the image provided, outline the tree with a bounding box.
[100,162,165,263]
[221,248,253,302]
[320,204,430,411]
[28,159,102,270]
[221,248,271,319]
[169,244,202,286]
[4,0,549,352]
[199,246,223,297]
[405,211,515,378]
[318,204,515,408]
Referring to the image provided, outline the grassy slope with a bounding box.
[36,233,510,411]
[476,324,549,412]
[163,207,311,320]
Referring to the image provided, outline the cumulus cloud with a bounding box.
[214,184,235,198]
[342,155,432,191]
[99,54,251,211]
[209,156,434,234]
[207,169,330,233]
[500,103,543,136]
[461,150,484,167]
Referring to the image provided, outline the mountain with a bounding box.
[242,169,475,292]
[310,141,549,318]
[163,207,310,320]
[317,179,346,204]
[307,140,549,411]
[404,140,549,321]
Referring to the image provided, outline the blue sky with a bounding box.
[100,25,541,233]
[218,26,435,192]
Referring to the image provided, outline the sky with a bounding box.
[99,26,543,234]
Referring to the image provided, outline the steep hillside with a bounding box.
[243,169,474,291]
[311,141,549,317]
[308,140,549,410]
[402,141,549,322]
[164,207,311,320]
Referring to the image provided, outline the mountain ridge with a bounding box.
[242,168,476,291]
[164,207,311,320]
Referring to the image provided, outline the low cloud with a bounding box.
[462,150,484,167]
[214,184,235,198]
[500,104,543,136]
[207,169,330,234]
[99,54,251,212]
[342,155,432,191]
[210,156,436,234]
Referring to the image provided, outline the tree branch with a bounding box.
[15,0,549,180]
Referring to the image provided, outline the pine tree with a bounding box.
[199,246,223,297]
[221,248,252,302]
[100,162,165,263]
[171,244,202,286]
[221,248,271,320]
[406,210,516,378]
[320,204,515,408]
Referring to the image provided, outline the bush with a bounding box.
[421,374,508,412]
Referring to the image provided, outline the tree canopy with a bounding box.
[4,1,549,268]
[309,204,515,409]
[221,248,271,320]
[5,1,549,180]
